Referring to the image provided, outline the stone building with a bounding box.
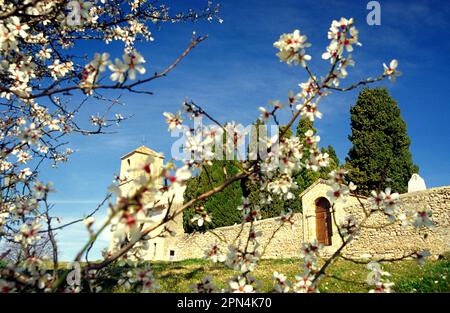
[110,146,450,261]
[110,146,185,261]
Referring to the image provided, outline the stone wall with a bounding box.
[175,213,304,260]
[174,185,450,261]
[341,186,450,259]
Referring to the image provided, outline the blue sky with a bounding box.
[39,0,450,260]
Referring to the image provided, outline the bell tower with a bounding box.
[114,146,185,261]
[119,145,165,202]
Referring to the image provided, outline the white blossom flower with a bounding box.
[90,115,106,126]
[184,130,215,161]
[91,52,110,72]
[277,210,295,228]
[37,144,49,154]
[369,281,394,293]
[382,188,400,220]
[115,113,124,124]
[32,269,52,290]
[366,261,394,293]
[0,280,16,293]
[322,17,361,64]
[174,165,192,183]
[190,206,212,227]
[111,208,151,244]
[191,276,216,293]
[205,243,226,263]
[277,48,311,67]
[236,197,251,212]
[338,54,355,77]
[0,24,18,51]
[298,78,319,100]
[322,41,342,63]
[33,181,54,198]
[300,240,322,260]
[241,205,261,223]
[412,209,434,228]
[163,112,183,130]
[135,269,159,293]
[278,136,304,174]
[229,276,254,293]
[68,1,94,25]
[339,215,358,238]
[415,250,431,265]
[274,29,310,51]
[274,30,312,66]
[383,59,401,81]
[36,48,52,60]
[47,119,61,131]
[398,210,415,227]
[19,168,33,180]
[123,50,146,80]
[14,220,42,246]
[7,16,30,38]
[299,103,322,121]
[109,58,128,83]
[307,150,330,171]
[368,188,400,220]
[19,123,41,144]
[304,130,320,146]
[0,160,13,172]
[273,272,290,293]
[269,100,284,109]
[288,90,299,109]
[267,174,298,200]
[0,212,10,232]
[258,107,271,122]
[48,60,73,79]
[225,245,259,273]
[294,273,318,293]
[107,183,122,197]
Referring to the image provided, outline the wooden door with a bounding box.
[315,198,332,246]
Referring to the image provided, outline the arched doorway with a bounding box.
[315,197,332,246]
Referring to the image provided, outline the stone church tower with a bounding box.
[113,146,185,261]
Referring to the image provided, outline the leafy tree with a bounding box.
[345,88,418,195]
[183,161,243,233]
[183,123,300,232]
[325,145,340,169]
[294,118,340,204]
[246,123,302,218]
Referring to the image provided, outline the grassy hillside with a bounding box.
[108,257,449,293]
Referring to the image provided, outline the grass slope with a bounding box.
[110,257,449,293]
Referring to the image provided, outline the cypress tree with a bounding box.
[183,160,243,233]
[294,118,339,194]
[345,88,418,195]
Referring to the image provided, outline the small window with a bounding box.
[127,159,131,166]
[170,250,175,256]
[153,243,157,257]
